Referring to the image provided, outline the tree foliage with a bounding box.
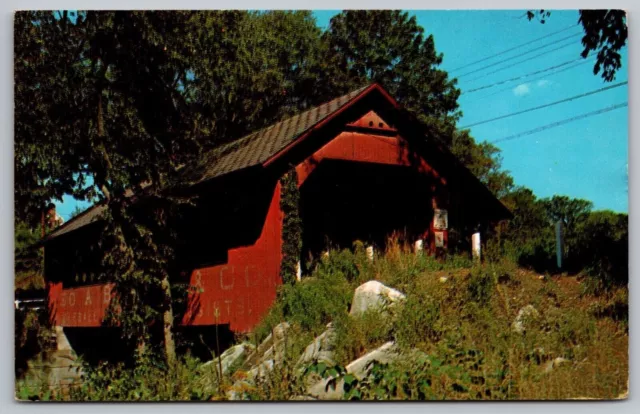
[577,10,628,81]
[321,10,461,145]
[280,169,303,285]
[450,130,514,198]
[527,9,627,82]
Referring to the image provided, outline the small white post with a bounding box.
[296,261,302,282]
[472,232,481,260]
[414,239,424,255]
[366,245,375,262]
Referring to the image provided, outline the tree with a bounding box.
[576,211,628,291]
[14,220,45,291]
[500,187,549,243]
[527,9,627,82]
[450,130,514,198]
[320,10,461,146]
[15,10,206,365]
[14,10,330,366]
[542,195,593,229]
[185,11,327,146]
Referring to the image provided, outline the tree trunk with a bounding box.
[161,273,177,368]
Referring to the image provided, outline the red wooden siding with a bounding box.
[295,131,446,186]
[181,181,283,332]
[48,282,115,327]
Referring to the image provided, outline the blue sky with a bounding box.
[55,10,628,220]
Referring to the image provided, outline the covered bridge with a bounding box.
[42,83,511,337]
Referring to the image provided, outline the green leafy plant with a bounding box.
[280,168,303,285]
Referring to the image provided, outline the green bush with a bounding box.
[69,348,212,401]
[315,248,361,284]
[587,287,628,329]
[543,308,595,351]
[255,260,353,342]
[332,310,394,365]
[466,266,497,304]
[396,292,442,349]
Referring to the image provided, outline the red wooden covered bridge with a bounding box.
[42,83,511,340]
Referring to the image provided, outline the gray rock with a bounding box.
[543,357,571,373]
[512,305,540,334]
[307,341,400,400]
[344,341,398,378]
[307,375,344,400]
[54,326,73,352]
[245,322,290,369]
[289,395,318,401]
[200,342,254,377]
[297,323,337,368]
[349,281,405,317]
[248,359,275,383]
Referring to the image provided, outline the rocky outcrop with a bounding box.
[349,281,405,317]
[296,322,337,369]
[227,282,409,400]
[307,341,400,400]
[199,342,254,377]
[18,326,85,399]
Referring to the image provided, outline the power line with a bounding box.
[449,24,579,73]
[463,57,586,94]
[456,32,582,79]
[463,40,578,84]
[463,58,595,104]
[490,102,628,144]
[460,81,627,129]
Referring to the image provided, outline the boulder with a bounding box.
[297,323,337,369]
[248,359,275,383]
[344,341,399,378]
[20,326,85,396]
[512,305,540,334]
[244,322,290,369]
[349,281,405,317]
[199,342,254,377]
[307,341,400,400]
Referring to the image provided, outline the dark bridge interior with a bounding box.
[300,160,434,260]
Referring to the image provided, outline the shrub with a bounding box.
[543,308,595,353]
[332,309,394,365]
[587,287,628,328]
[68,347,212,401]
[466,266,497,305]
[396,292,442,349]
[254,261,353,342]
[315,248,361,284]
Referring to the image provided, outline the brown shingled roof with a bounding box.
[45,84,374,241]
[181,84,372,185]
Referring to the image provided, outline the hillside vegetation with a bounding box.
[17,240,628,401]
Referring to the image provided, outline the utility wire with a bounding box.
[464,57,586,94]
[463,40,578,84]
[460,81,627,129]
[456,32,582,79]
[490,102,628,144]
[463,58,595,104]
[449,24,579,73]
